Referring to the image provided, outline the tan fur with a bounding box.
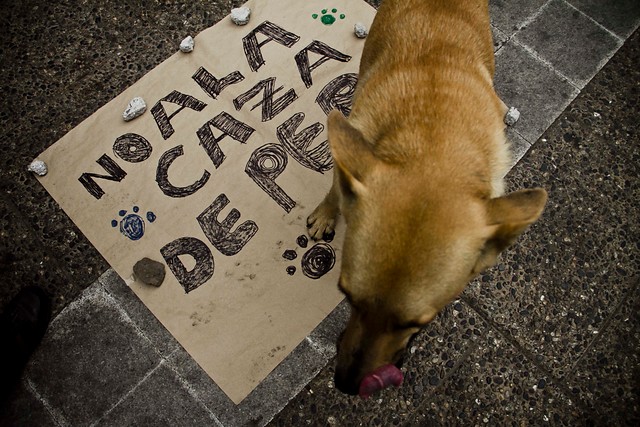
[307,0,547,395]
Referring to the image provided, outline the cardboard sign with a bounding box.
[35,0,375,403]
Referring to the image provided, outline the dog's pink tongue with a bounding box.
[358,364,404,399]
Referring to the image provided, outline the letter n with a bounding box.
[78,154,126,200]
[233,77,298,122]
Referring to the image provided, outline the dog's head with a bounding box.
[326,111,547,395]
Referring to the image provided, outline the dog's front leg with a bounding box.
[307,171,340,241]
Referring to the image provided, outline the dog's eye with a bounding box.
[394,320,424,331]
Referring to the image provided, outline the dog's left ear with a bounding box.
[473,188,548,274]
[327,110,377,197]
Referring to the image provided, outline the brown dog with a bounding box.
[307,0,548,396]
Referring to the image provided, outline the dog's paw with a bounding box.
[307,204,337,242]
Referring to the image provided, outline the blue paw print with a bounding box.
[111,206,156,241]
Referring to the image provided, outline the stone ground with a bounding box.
[1,0,638,425]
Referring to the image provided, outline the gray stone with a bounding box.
[133,257,166,287]
[27,159,48,176]
[179,35,194,53]
[0,381,58,426]
[504,106,520,126]
[354,23,368,39]
[230,7,250,26]
[122,97,146,121]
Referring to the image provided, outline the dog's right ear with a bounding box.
[327,110,377,197]
[472,188,547,275]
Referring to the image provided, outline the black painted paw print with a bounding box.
[283,234,336,279]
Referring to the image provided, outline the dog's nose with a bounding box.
[334,369,359,395]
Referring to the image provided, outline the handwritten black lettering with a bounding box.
[113,133,152,163]
[151,91,207,140]
[78,154,127,200]
[192,67,245,99]
[156,145,210,198]
[316,73,358,118]
[277,112,332,173]
[233,77,298,122]
[295,40,352,88]
[197,193,258,256]
[245,143,295,213]
[160,237,213,294]
[242,21,301,72]
[197,112,255,168]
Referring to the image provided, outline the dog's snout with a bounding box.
[334,343,364,395]
[394,331,419,368]
[334,368,360,395]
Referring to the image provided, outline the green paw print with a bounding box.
[312,8,345,25]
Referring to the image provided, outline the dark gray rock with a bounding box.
[133,258,166,287]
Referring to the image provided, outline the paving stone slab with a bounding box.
[515,0,622,88]
[100,268,181,358]
[165,347,244,426]
[95,362,222,426]
[489,0,548,36]
[23,285,162,426]
[506,128,532,168]
[306,299,350,358]
[494,40,579,143]
[239,338,330,426]
[491,24,509,52]
[165,325,332,426]
[570,0,640,38]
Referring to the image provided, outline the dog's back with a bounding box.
[349,0,509,198]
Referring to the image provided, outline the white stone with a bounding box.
[354,22,368,38]
[28,159,48,176]
[230,7,251,25]
[122,97,147,121]
[504,106,520,126]
[179,35,194,53]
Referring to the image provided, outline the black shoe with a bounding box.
[0,286,52,398]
